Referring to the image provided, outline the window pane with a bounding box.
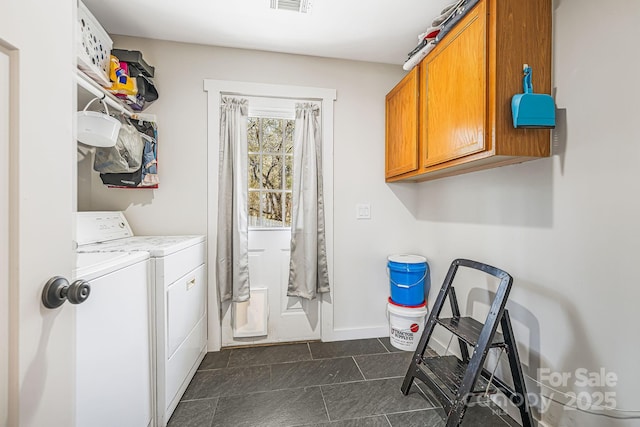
[285,155,293,190]
[261,192,283,227]
[247,114,295,228]
[248,117,260,152]
[261,155,282,190]
[248,191,261,226]
[248,154,260,189]
[284,120,294,153]
[262,118,283,153]
[285,192,292,227]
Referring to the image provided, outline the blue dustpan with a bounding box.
[511,65,555,129]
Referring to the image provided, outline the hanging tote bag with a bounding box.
[93,121,145,173]
[98,118,158,188]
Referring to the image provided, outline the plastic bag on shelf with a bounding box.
[93,122,144,174]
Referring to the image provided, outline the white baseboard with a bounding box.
[322,325,388,342]
[209,325,390,348]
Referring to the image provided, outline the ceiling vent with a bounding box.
[270,0,312,13]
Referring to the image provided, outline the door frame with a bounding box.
[204,79,336,351]
[0,41,14,427]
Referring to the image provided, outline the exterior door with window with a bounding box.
[221,110,320,346]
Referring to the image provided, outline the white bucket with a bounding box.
[387,299,429,351]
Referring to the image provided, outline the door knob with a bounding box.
[42,276,91,309]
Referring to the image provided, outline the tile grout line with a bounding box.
[318,385,332,423]
[184,375,380,403]
[496,411,517,427]
[351,356,367,381]
[306,341,314,360]
[184,354,416,403]
[384,413,393,426]
[269,376,379,392]
[385,407,440,416]
[223,354,359,369]
[377,337,391,353]
[304,352,394,361]
[412,381,438,408]
[205,356,318,370]
[180,396,221,403]
[208,397,221,427]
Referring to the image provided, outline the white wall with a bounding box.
[78,38,411,336]
[412,1,640,426]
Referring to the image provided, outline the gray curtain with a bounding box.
[217,97,250,303]
[287,103,330,299]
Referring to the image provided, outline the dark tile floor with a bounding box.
[169,338,520,427]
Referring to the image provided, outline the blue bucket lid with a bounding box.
[388,254,426,264]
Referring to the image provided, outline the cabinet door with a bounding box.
[385,66,419,178]
[423,1,486,167]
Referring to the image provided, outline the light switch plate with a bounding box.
[356,203,371,220]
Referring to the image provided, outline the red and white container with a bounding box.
[387,297,428,351]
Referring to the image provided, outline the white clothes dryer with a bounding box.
[74,251,152,427]
[76,211,207,427]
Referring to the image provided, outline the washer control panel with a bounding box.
[76,211,134,246]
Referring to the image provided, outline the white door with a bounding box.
[206,81,335,351]
[1,2,76,426]
[254,228,320,339]
[221,229,321,346]
[221,113,320,346]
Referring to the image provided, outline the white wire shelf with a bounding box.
[75,69,156,123]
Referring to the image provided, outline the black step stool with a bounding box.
[401,259,535,427]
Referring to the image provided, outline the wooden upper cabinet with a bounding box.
[423,1,486,167]
[385,66,419,179]
[386,0,552,182]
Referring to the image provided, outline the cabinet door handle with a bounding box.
[186,278,196,290]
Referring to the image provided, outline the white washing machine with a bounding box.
[74,251,153,427]
[76,211,207,427]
